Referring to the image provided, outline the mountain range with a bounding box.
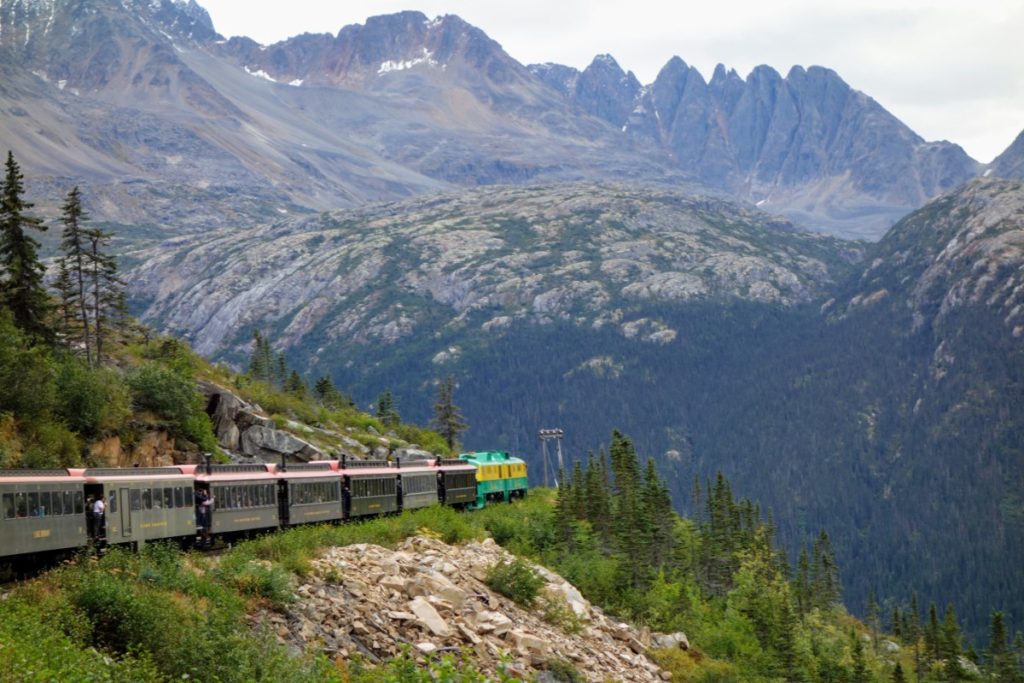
[1,0,1018,240]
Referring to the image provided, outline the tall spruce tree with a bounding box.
[867,590,880,653]
[52,256,80,347]
[248,329,273,382]
[85,225,123,363]
[376,390,401,427]
[0,151,50,341]
[59,187,93,361]
[432,375,468,451]
[810,529,841,609]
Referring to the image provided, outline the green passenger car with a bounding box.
[458,451,528,509]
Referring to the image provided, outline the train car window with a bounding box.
[39,491,52,516]
[152,488,163,510]
[15,492,27,518]
[141,488,152,510]
[182,486,191,507]
[74,491,84,514]
[64,491,74,516]
[28,492,40,517]
[52,490,64,516]
[2,493,14,519]
[174,487,183,508]
[108,490,117,514]
[163,488,173,509]
[130,489,142,512]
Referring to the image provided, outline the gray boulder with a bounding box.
[240,425,324,461]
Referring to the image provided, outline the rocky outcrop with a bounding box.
[197,382,326,461]
[87,431,184,467]
[263,535,686,681]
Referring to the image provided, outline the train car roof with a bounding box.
[83,467,194,483]
[436,458,476,472]
[341,467,397,477]
[0,468,86,484]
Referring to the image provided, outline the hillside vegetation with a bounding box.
[3,450,1020,682]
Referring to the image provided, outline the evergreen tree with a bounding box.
[867,590,880,653]
[431,375,468,451]
[891,606,902,642]
[376,389,401,427]
[313,375,349,408]
[986,611,1022,681]
[810,530,841,609]
[941,604,966,680]
[275,352,287,388]
[570,459,586,519]
[85,225,123,363]
[1013,632,1024,681]
[58,187,93,362]
[285,370,307,398]
[795,546,812,617]
[52,256,80,347]
[926,602,941,662]
[643,457,675,570]
[582,451,612,548]
[248,329,273,382]
[910,593,923,679]
[553,468,575,544]
[892,662,906,683]
[0,151,50,341]
[850,632,870,683]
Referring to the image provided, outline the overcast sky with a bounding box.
[198,0,1023,163]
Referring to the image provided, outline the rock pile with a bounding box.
[262,536,687,681]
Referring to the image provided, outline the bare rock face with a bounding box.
[196,382,325,461]
[129,183,860,359]
[262,535,685,681]
[238,425,323,462]
[88,431,183,467]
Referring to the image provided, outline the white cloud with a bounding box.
[198,0,1023,162]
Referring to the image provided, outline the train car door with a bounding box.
[119,487,131,537]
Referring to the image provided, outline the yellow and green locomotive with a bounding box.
[458,451,529,509]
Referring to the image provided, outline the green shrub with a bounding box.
[0,596,161,682]
[485,558,546,608]
[346,647,518,682]
[217,555,295,606]
[54,356,131,437]
[540,594,585,635]
[127,361,218,450]
[545,656,585,682]
[21,420,81,467]
[0,312,56,420]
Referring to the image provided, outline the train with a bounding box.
[0,451,528,562]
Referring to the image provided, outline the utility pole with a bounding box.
[538,428,565,487]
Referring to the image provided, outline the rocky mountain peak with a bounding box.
[142,0,221,43]
[990,129,1024,180]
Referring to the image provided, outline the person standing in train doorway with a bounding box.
[91,494,106,540]
[195,488,212,547]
